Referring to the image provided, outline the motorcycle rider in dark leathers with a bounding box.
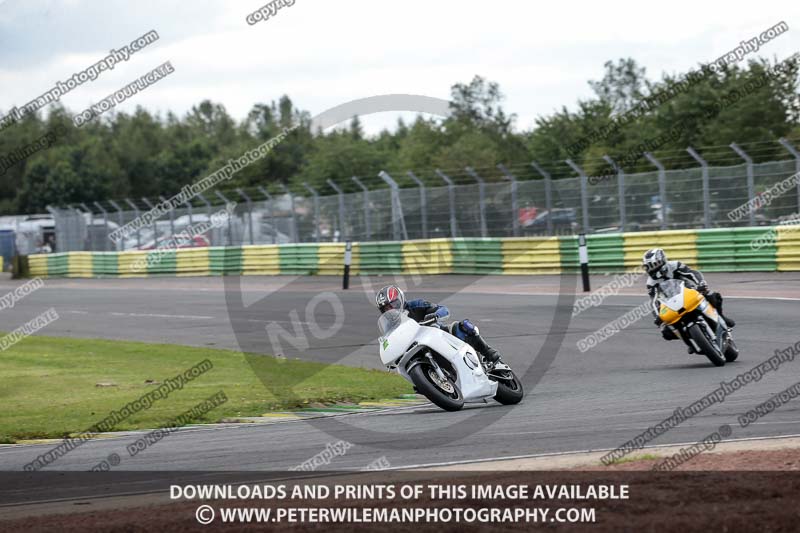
[375,285,501,365]
[642,248,735,347]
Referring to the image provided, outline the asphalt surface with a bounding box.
[1,272,799,489]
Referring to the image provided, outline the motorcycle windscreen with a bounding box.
[378,309,407,336]
[658,279,685,311]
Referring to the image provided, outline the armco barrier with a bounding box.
[402,239,453,275]
[452,239,503,274]
[241,244,280,275]
[697,228,776,272]
[623,229,698,270]
[776,224,800,271]
[176,247,210,276]
[24,226,796,279]
[502,237,561,274]
[359,242,403,275]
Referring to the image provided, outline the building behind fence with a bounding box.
[27,140,800,252]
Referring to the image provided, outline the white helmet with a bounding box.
[642,248,667,277]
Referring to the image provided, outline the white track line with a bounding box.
[389,432,800,471]
[108,312,214,319]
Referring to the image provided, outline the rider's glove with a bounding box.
[697,282,709,294]
[420,313,438,325]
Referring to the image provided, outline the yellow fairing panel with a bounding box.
[660,287,705,325]
[682,287,704,312]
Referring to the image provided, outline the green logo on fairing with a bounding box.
[382,339,389,350]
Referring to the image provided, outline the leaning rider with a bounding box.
[642,248,736,343]
[375,285,501,365]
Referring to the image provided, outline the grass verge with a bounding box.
[0,334,411,443]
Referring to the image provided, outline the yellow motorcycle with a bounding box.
[657,279,738,367]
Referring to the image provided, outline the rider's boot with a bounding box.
[452,320,502,365]
[467,332,501,365]
[710,293,735,328]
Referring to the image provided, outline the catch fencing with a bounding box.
[37,139,800,252]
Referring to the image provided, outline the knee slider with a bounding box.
[459,319,478,336]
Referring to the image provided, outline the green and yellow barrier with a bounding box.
[697,228,777,272]
[359,242,403,275]
[176,247,211,276]
[623,229,698,270]
[402,239,453,275]
[24,225,797,279]
[241,244,280,275]
[501,237,561,274]
[451,239,503,274]
[776,224,800,271]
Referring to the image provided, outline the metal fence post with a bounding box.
[326,179,347,241]
[687,147,711,228]
[158,195,175,243]
[378,171,403,241]
[93,201,109,251]
[256,185,278,244]
[730,143,755,227]
[236,188,254,245]
[435,169,458,239]
[108,200,124,250]
[124,198,141,249]
[278,184,298,243]
[140,197,159,247]
[406,171,428,239]
[183,199,193,229]
[351,176,371,241]
[497,164,519,237]
[303,183,321,243]
[214,190,234,245]
[603,155,626,232]
[644,152,667,230]
[778,138,800,214]
[196,193,213,245]
[70,205,89,252]
[566,159,591,233]
[464,167,488,237]
[531,161,554,236]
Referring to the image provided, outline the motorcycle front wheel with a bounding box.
[409,362,464,412]
[687,324,725,367]
[492,370,524,405]
[724,336,739,362]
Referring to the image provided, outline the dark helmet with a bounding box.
[642,248,667,277]
[376,285,405,313]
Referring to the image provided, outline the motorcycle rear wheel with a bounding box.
[409,362,464,412]
[688,324,725,367]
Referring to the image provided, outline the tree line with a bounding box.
[0,55,798,215]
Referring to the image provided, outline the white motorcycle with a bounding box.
[378,310,524,411]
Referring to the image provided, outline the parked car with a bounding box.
[522,208,579,234]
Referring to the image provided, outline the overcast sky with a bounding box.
[1,0,798,135]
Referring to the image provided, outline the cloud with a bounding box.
[1,0,797,135]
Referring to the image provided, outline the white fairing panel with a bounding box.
[379,319,420,365]
[377,310,498,402]
[407,327,497,402]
